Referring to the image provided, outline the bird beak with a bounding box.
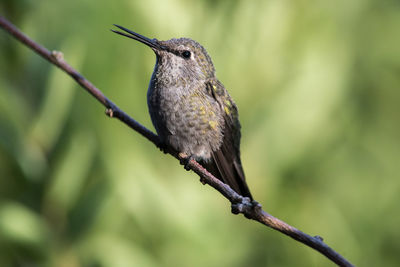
[111,24,166,51]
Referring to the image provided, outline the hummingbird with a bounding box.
[112,25,253,200]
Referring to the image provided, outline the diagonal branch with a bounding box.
[0,15,354,267]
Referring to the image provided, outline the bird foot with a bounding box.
[157,141,168,154]
[178,152,194,171]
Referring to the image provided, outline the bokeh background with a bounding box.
[1,0,400,266]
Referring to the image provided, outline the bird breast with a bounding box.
[148,80,224,160]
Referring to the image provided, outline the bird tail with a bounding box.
[203,151,253,200]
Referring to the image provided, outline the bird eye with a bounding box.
[182,50,191,59]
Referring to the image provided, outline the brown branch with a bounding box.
[0,15,354,267]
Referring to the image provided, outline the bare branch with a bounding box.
[0,15,354,267]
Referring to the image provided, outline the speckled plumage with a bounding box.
[148,38,224,159]
[113,26,252,199]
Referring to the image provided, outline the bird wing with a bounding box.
[202,79,253,199]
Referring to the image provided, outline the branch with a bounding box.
[0,15,354,267]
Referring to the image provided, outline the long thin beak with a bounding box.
[111,24,166,50]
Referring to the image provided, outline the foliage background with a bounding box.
[1,0,399,266]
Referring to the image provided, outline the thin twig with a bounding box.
[0,15,354,267]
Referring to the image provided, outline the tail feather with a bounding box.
[202,150,253,200]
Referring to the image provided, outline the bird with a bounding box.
[112,24,253,200]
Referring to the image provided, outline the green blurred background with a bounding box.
[1,0,399,266]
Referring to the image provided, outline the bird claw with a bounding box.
[179,153,194,171]
[157,141,168,154]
